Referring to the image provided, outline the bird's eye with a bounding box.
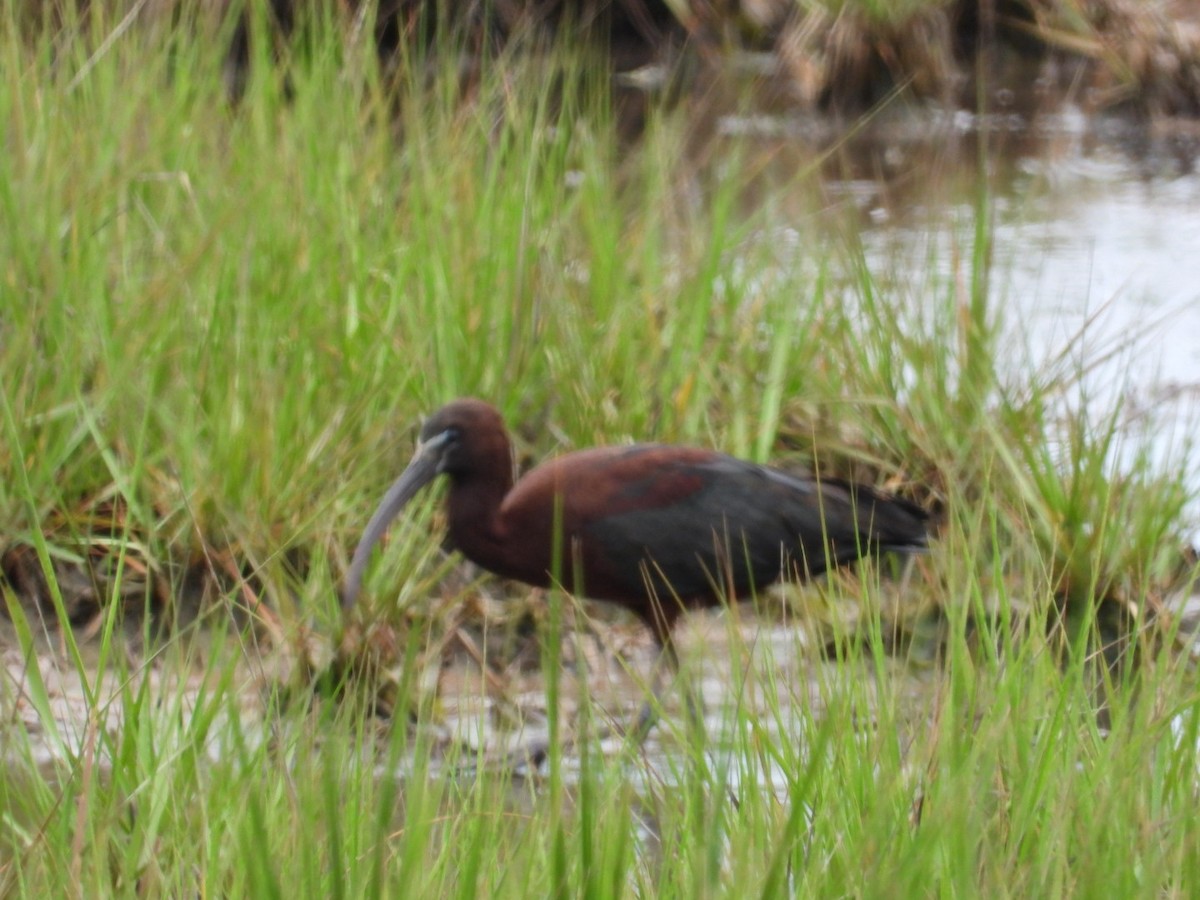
[442,426,463,446]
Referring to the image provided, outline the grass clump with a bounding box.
[1,6,1199,897]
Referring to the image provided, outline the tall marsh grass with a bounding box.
[2,5,1199,896]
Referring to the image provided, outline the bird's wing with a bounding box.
[498,445,925,599]
[556,448,817,596]
[760,467,928,557]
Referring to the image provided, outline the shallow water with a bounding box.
[721,101,1200,538]
[861,109,1200,408]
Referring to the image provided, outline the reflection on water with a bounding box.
[723,102,1200,535]
[852,109,1200,396]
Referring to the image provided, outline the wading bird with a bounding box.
[342,398,929,734]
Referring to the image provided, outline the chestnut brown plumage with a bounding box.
[342,398,929,648]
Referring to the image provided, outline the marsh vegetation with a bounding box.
[2,3,1199,895]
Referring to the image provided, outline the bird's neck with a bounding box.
[445,465,512,567]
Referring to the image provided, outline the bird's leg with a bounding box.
[665,631,708,743]
[569,601,687,746]
[465,597,658,772]
[627,633,676,741]
[627,600,710,743]
[460,604,694,773]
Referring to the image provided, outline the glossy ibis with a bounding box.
[342,398,929,732]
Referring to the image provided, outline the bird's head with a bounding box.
[340,398,510,610]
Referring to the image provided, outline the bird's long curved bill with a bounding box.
[341,437,446,610]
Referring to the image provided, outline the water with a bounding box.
[865,108,1200,407]
[724,102,1200,538]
